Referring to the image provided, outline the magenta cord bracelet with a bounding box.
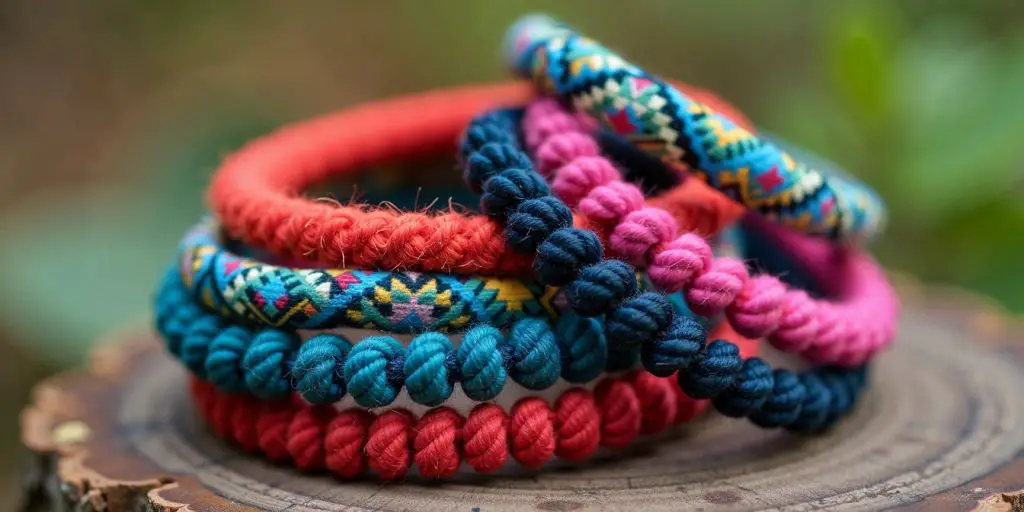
[521,99,899,367]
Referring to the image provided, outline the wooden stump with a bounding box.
[19,281,1024,511]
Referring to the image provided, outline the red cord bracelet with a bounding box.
[191,321,758,479]
[208,81,751,275]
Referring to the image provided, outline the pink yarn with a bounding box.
[536,132,600,179]
[685,258,749,317]
[551,155,619,207]
[520,99,900,367]
[578,182,645,224]
[648,233,713,290]
[609,208,678,266]
[726,276,786,339]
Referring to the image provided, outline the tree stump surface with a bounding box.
[18,279,1024,511]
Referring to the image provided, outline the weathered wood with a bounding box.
[19,280,1024,511]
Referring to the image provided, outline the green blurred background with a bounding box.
[2,0,1022,504]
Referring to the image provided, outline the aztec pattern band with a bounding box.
[177,219,571,333]
[504,15,887,244]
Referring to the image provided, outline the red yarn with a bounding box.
[414,407,464,478]
[287,405,334,470]
[593,378,641,448]
[208,81,751,275]
[256,400,295,463]
[325,409,371,478]
[508,398,556,469]
[553,390,601,461]
[229,395,261,453]
[367,409,414,479]
[462,403,508,473]
[190,318,761,480]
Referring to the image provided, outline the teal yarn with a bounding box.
[343,336,405,408]
[155,267,643,407]
[292,334,352,404]
[505,318,561,390]
[242,329,298,400]
[456,326,507,401]
[180,315,221,379]
[555,312,607,383]
[404,332,455,406]
[203,325,253,393]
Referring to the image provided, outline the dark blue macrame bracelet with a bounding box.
[458,108,869,431]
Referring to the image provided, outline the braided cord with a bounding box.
[460,109,869,431]
[504,15,886,244]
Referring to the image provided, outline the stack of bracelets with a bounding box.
[153,15,898,480]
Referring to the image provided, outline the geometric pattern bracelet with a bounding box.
[178,218,575,334]
[506,15,887,245]
[157,267,698,408]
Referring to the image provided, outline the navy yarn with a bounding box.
[677,340,743,399]
[605,347,639,372]
[606,292,674,348]
[566,260,638,317]
[640,316,706,377]
[506,196,573,252]
[466,142,534,193]
[790,374,832,431]
[748,369,806,428]
[713,357,774,418]
[481,168,551,218]
[533,228,603,286]
[459,109,871,431]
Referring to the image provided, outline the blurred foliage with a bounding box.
[0,0,1022,365]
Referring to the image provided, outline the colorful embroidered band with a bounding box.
[460,108,870,431]
[179,219,569,333]
[522,99,898,366]
[207,82,759,275]
[505,15,887,245]
[188,318,759,479]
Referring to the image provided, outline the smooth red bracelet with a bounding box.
[191,321,757,479]
[208,81,750,275]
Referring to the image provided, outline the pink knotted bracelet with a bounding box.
[522,98,898,367]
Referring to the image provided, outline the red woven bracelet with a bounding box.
[191,321,758,479]
[208,81,750,275]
